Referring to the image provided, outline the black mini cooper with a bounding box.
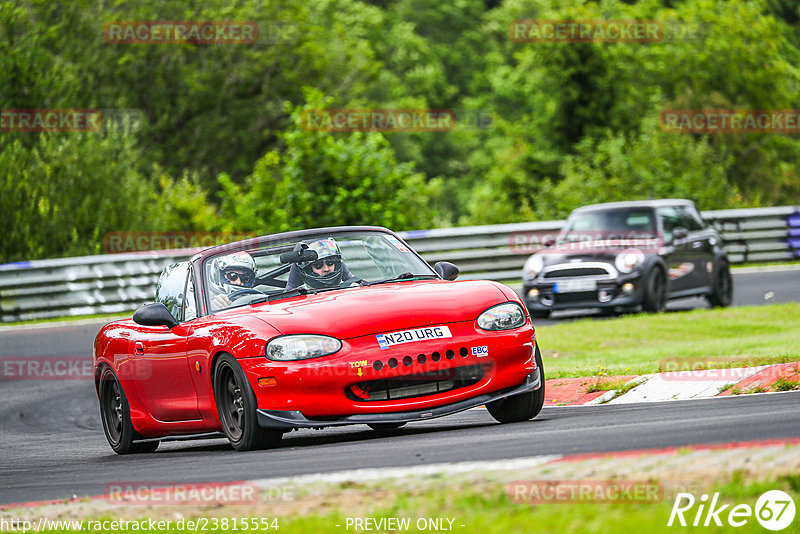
[522,199,733,318]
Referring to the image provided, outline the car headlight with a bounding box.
[615,249,645,273]
[265,335,342,361]
[523,254,544,276]
[477,303,526,331]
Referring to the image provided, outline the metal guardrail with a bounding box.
[1,206,798,322]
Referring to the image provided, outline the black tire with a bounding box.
[530,309,551,319]
[707,262,733,308]
[98,366,159,454]
[641,267,667,313]
[367,422,407,432]
[213,354,283,451]
[487,344,545,423]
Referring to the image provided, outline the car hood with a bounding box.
[247,280,510,338]
[539,238,661,264]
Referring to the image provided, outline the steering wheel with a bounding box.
[229,288,264,300]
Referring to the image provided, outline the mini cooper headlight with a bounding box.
[524,254,544,276]
[477,303,526,331]
[265,335,342,361]
[614,249,645,273]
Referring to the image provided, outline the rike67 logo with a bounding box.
[668,490,796,531]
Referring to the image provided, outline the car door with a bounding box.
[677,204,714,290]
[130,262,201,422]
[657,206,695,294]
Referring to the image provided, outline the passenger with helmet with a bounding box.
[209,252,259,311]
[286,238,357,290]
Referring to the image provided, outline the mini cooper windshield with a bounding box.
[560,208,658,243]
[203,230,436,312]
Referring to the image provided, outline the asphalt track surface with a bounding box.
[0,268,798,506]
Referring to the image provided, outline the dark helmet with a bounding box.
[299,238,343,289]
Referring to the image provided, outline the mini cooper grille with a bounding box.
[544,267,609,278]
[347,365,484,402]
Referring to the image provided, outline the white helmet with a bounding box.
[209,252,257,296]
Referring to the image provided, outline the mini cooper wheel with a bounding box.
[213,354,283,451]
[707,262,733,307]
[98,366,159,454]
[642,267,667,313]
[487,344,545,423]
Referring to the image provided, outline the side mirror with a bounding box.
[133,302,178,328]
[433,261,460,281]
[280,242,319,264]
[672,227,689,241]
[542,236,556,248]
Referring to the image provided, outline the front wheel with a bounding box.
[213,354,283,451]
[707,262,733,307]
[487,344,545,423]
[642,267,667,313]
[98,366,159,454]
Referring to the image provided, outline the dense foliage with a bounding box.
[2,0,799,261]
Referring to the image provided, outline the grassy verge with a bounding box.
[535,303,800,378]
[31,473,799,533]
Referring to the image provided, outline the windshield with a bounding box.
[202,230,435,312]
[560,208,657,243]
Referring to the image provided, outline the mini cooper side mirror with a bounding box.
[542,236,556,248]
[672,227,689,241]
[434,261,460,281]
[133,302,179,328]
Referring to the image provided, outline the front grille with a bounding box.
[544,267,609,278]
[346,365,485,402]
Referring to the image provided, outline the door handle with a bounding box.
[134,342,144,355]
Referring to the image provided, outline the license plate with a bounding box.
[553,279,597,293]
[376,326,452,350]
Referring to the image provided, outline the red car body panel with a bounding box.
[95,265,537,439]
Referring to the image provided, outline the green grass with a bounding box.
[0,311,133,327]
[773,376,800,391]
[31,474,797,534]
[536,303,800,378]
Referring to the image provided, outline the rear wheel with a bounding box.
[487,344,545,423]
[707,262,733,307]
[213,354,283,451]
[98,366,159,454]
[530,309,550,319]
[642,267,667,313]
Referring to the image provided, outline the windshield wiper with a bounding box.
[247,286,316,305]
[363,272,438,286]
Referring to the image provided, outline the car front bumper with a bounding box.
[523,271,645,311]
[256,369,541,428]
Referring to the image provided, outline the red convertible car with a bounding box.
[94,227,544,453]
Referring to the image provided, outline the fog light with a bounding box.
[598,290,612,303]
[622,283,634,294]
[527,288,540,299]
[258,377,277,387]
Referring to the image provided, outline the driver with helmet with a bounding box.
[209,252,258,311]
[286,238,356,290]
